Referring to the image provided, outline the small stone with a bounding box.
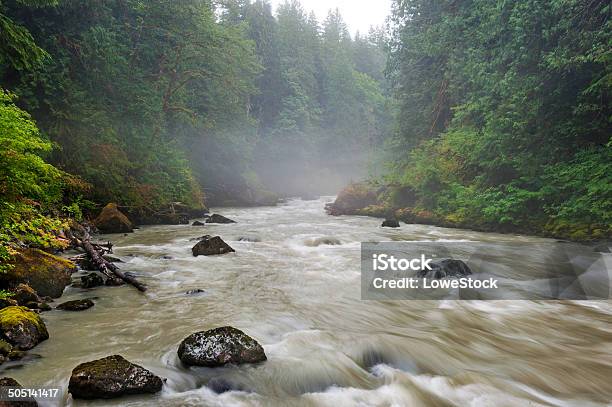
[81,273,104,289]
[185,289,205,296]
[381,219,400,228]
[57,299,94,311]
[105,278,125,286]
[37,303,52,312]
[0,340,13,355]
[7,350,25,360]
[205,214,236,224]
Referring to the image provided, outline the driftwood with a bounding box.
[68,226,147,292]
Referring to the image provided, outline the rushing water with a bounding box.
[5,198,612,406]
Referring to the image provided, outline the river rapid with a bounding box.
[6,198,612,406]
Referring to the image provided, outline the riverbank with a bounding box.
[325,182,611,243]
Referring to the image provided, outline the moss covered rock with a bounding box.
[325,182,378,216]
[2,249,75,298]
[178,326,266,367]
[94,203,133,234]
[12,284,40,306]
[57,299,94,311]
[0,377,38,407]
[68,355,163,399]
[0,306,48,350]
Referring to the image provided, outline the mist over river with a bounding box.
[7,198,612,406]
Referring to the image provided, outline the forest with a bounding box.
[0,0,610,272]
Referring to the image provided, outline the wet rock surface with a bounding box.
[178,326,266,367]
[205,214,236,224]
[0,377,38,406]
[192,236,235,256]
[0,306,49,350]
[417,259,473,279]
[1,249,75,298]
[192,221,206,226]
[68,355,163,399]
[81,273,104,289]
[57,299,94,311]
[94,203,133,233]
[382,219,400,228]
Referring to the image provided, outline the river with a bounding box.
[6,198,612,406]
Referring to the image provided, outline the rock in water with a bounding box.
[0,306,49,350]
[68,355,163,399]
[192,236,235,256]
[382,219,400,228]
[192,220,206,226]
[81,273,104,288]
[57,299,94,311]
[0,377,38,406]
[1,249,75,298]
[94,203,133,234]
[417,259,472,279]
[205,214,236,224]
[178,326,266,367]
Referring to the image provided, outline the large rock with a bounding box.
[192,236,235,256]
[0,377,38,407]
[417,259,473,279]
[178,326,266,367]
[57,299,94,311]
[1,249,75,298]
[68,355,163,399]
[0,306,49,350]
[205,214,236,224]
[325,182,378,216]
[94,203,133,234]
[381,219,400,228]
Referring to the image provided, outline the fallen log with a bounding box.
[68,226,147,292]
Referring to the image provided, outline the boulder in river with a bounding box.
[192,236,235,256]
[94,203,133,234]
[192,221,206,226]
[325,182,378,216]
[68,355,163,399]
[205,214,236,224]
[81,273,104,289]
[57,299,94,311]
[381,219,400,228]
[177,326,267,367]
[417,259,472,279]
[0,377,38,406]
[1,249,75,298]
[0,306,49,350]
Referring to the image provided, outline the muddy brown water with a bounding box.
[5,198,612,406]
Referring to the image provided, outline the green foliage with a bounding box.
[385,0,611,239]
[0,89,68,273]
